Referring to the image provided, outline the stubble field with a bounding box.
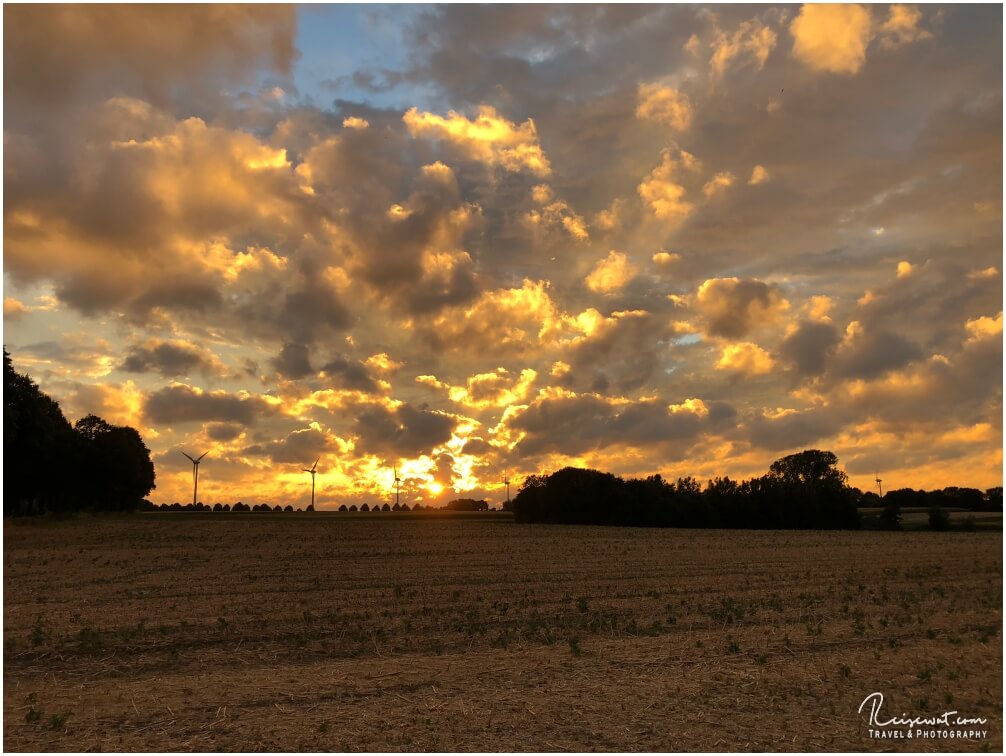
[3,513,1001,751]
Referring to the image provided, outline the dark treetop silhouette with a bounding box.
[5,347,155,515]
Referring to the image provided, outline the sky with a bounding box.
[3,4,1002,509]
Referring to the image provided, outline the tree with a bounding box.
[929,505,951,531]
[74,414,156,511]
[765,450,858,529]
[4,348,74,514]
[767,450,847,489]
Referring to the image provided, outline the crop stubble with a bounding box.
[3,514,1001,751]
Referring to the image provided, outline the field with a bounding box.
[4,513,1001,752]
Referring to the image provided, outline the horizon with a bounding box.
[4,4,1003,508]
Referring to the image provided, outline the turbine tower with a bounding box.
[303,458,319,510]
[393,465,401,507]
[181,451,208,508]
[502,471,511,510]
[875,471,883,499]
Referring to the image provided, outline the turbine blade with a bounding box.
[181,452,195,463]
[196,451,209,462]
[312,458,319,472]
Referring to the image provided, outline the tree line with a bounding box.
[4,348,156,516]
[511,450,1000,530]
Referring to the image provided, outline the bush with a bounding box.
[928,506,951,531]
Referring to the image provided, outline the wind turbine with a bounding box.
[393,465,401,508]
[875,471,883,499]
[303,458,319,510]
[181,451,208,508]
[502,470,511,510]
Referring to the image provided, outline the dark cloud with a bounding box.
[4,5,296,116]
[145,384,275,427]
[746,407,843,452]
[243,427,332,464]
[351,402,457,457]
[205,423,244,442]
[832,329,923,381]
[271,342,313,379]
[510,392,713,458]
[695,278,789,339]
[121,340,219,378]
[321,356,381,393]
[560,311,673,393]
[779,321,841,376]
[277,266,354,343]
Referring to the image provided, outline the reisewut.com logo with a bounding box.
[858,692,990,742]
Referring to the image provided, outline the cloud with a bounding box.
[878,5,932,49]
[3,297,30,321]
[965,312,1002,344]
[321,356,383,393]
[423,279,568,354]
[635,83,693,131]
[342,116,370,130]
[710,18,777,79]
[716,342,774,376]
[560,310,673,394]
[694,278,789,338]
[748,165,770,185]
[637,148,701,223]
[585,251,639,294]
[419,368,537,410]
[403,105,551,175]
[4,5,296,112]
[832,324,924,380]
[507,388,716,458]
[779,321,841,376]
[748,407,843,451]
[702,171,736,199]
[271,342,313,379]
[145,384,276,426]
[244,427,336,465]
[121,339,225,378]
[525,199,589,242]
[790,4,872,75]
[351,402,459,457]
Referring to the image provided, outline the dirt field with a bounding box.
[4,513,1001,751]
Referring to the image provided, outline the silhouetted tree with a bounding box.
[73,414,156,511]
[338,504,348,512]
[984,487,1004,512]
[446,498,489,511]
[929,505,951,531]
[360,503,370,512]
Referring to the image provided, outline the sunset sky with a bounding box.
[4,4,1002,508]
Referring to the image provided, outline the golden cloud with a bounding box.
[403,105,551,175]
[695,277,790,338]
[716,342,775,375]
[878,5,932,49]
[585,250,639,294]
[790,4,872,75]
[748,164,770,185]
[638,149,701,223]
[710,18,777,79]
[419,368,538,410]
[702,171,736,199]
[635,83,693,131]
[965,312,1002,343]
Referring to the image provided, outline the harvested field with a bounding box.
[4,513,1002,751]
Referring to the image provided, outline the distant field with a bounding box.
[4,514,1001,751]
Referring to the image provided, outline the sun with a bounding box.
[427,481,444,496]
